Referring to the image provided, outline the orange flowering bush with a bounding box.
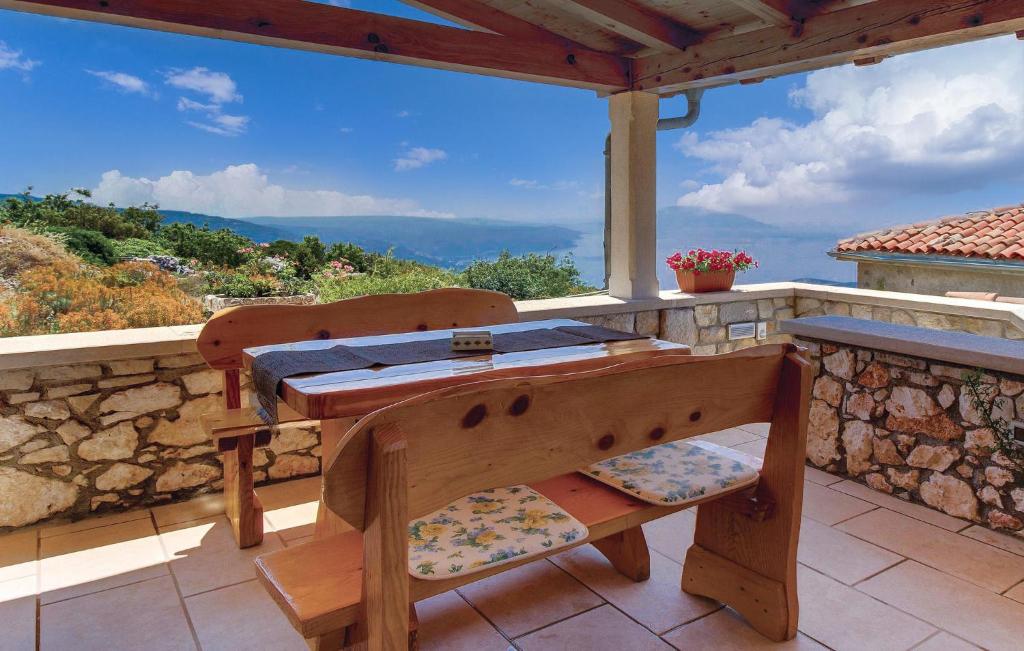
[1,260,202,336]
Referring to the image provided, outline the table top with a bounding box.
[243,318,687,419]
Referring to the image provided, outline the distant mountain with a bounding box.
[154,209,295,243]
[243,216,580,268]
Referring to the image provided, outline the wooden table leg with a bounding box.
[223,432,264,548]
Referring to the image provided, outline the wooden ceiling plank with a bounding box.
[400,0,573,45]
[0,0,629,92]
[633,0,1024,94]
[724,0,793,27]
[555,0,703,52]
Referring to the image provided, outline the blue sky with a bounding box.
[2,2,1023,232]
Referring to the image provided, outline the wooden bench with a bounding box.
[255,344,811,648]
[195,288,519,548]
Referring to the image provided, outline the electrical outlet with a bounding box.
[1013,421,1024,449]
[756,321,767,340]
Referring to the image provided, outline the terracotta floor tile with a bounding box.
[804,465,843,486]
[860,560,1024,651]
[40,575,195,651]
[663,608,827,650]
[837,508,1024,593]
[151,492,225,528]
[457,560,603,638]
[550,543,720,634]
[960,525,1024,557]
[797,517,902,585]
[255,476,321,510]
[0,590,36,651]
[796,565,935,651]
[696,427,762,448]
[263,501,319,541]
[732,437,768,458]
[829,480,970,531]
[160,515,284,596]
[801,480,875,526]
[39,507,151,538]
[0,574,36,601]
[737,422,771,437]
[416,590,510,650]
[641,510,696,565]
[39,517,168,604]
[913,631,980,650]
[515,604,671,650]
[186,579,307,650]
[0,530,37,583]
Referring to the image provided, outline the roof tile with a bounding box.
[834,203,1024,262]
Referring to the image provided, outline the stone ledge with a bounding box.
[0,325,203,371]
[781,315,1024,376]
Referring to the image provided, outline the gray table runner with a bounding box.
[252,324,646,423]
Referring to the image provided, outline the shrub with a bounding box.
[157,222,251,267]
[463,251,592,300]
[46,227,118,266]
[327,241,371,272]
[111,237,172,259]
[0,224,77,281]
[263,236,329,279]
[202,269,309,298]
[315,267,461,301]
[0,189,161,239]
[0,260,202,336]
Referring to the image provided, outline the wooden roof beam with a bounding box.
[634,0,1024,94]
[555,0,704,52]
[0,0,630,92]
[724,0,793,27]
[400,0,575,46]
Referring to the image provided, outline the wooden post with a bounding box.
[222,368,263,548]
[607,91,660,300]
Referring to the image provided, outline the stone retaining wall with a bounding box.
[0,354,320,530]
[797,337,1024,534]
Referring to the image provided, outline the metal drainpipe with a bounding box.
[603,88,705,289]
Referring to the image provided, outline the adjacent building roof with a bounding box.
[835,204,1024,262]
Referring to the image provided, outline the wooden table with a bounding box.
[242,318,688,537]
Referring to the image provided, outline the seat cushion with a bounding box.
[408,485,588,580]
[580,439,760,506]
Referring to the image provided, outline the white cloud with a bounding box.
[393,147,447,171]
[0,41,39,75]
[395,110,413,118]
[168,68,248,136]
[90,163,453,218]
[675,37,1024,224]
[339,127,354,134]
[165,67,241,104]
[87,70,152,96]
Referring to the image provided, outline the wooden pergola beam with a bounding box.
[0,0,630,92]
[634,0,1024,94]
[401,0,573,45]
[556,0,703,52]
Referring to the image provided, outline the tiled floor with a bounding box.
[4,423,1024,650]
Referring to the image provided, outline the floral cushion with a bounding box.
[580,439,760,506]
[408,485,588,580]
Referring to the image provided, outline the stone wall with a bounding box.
[0,353,321,530]
[856,260,1024,299]
[798,337,1024,533]
[795,295,1024,340]
[576,296,795,354]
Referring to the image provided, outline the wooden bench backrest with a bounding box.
[324,344,807,529]
[196,288,519,370]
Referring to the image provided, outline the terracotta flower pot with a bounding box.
[674,269,735,293]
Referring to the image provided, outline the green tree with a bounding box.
[326,241,370,272]
[0,189,162,239]
[292,235,327,279]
